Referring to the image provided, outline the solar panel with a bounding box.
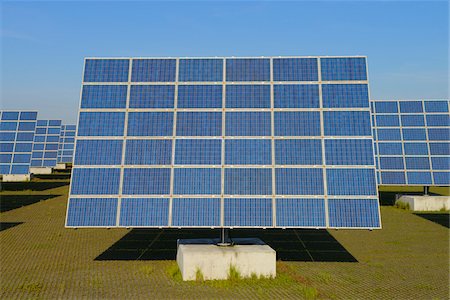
[372,99,450,185]
[31,120,62,168]
[66,56,381,229]
[58,125,76,163]
[0,111,37,175]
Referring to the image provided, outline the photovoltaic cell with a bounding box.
[67,56,380,229]
[57,125,76,163]
[31,120,61,168]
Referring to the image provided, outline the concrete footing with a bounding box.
[176,238,276,281]
[2,174,31,182]
[397,195,450,211]
[53,163,67,170]
[29,167,52,175]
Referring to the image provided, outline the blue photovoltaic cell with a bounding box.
[376,115,400,127]
[58,125,76,163]
[68,56,381,229]
[276,198,326,227]
[11,165,29,174]
[123,168,171,195]
[174,168,221,195]
[2,112,19,120]
[430,143,450,155]
[407,172,432,185]
[428,128,450,141]
[275,139,322,165]
[71,168,121,195]
[178,85,222,108]
[226,58,270,82]
[127,112,173,136]
[226,85,270,108]
[225,139,271,165]
[321,57,367,81]
[75,140,123,165]
[176,139,221,165]
[405,157,430,170]
[177,112,221,136]
[129,85,175,108]
[179,59,223,82]
[431,157,449,170]
[120,198,169,226]
[66,198,118,227]
[131,59,176,82]
[375,102,398,113]
[81,85,127,108]
[225,168,272,195]
[84,59,129,82]
[172,198,220,227]
[323,111,371,136]
[272,58,318,81]
[327,169,376,195]
[226,112,271,136]
[274,84,319,108]
[274,112,321,136]
[381,172,406,184]
[404,143,428,155]
[433,172,449,185]
[379,157,404,170]
[378,142,403,155]
[328,199,380,228]
[399,101,423,113]
[426,115,450,127]
[0,122,17,131]
[31,119,61,168]
[322,84,369,108]
[78,112,125,136]
[125,140,172,165]
[377,129,401,141]
[224,198,272,227]
[424,101,449,112]
[401,115,424,127]
[276,168,323,195]
[402,128,426,141]
[325,139,374,165]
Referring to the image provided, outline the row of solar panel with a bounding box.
[70,167,377,196]
[83,57,368,83]
[58,125,76,163]
[379,171,448,185]
[76,111,372,137]
[375,128,448,141]
[73,139,374,166]
[377,157,448,169]
[372,100,448,113]
[375,142,449,155]
[31,120,62,167]
[80,84,369,109]
[374,114,449,127]
[66,197,379,228]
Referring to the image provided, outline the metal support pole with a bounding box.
[217,228,232,247]
[424,186,429,196]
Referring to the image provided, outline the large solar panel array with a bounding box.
[31,120,62,168]
[371,99,450,185]
[58,125,76,163]
[66,56,381,229]
[0,111,38,175]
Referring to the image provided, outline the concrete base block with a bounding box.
[176,238,276,281]
[29,167,52,175]
[2,174,31,182]
[397,195,450,211]
[53,163,67,170]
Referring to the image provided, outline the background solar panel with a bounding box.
[67,56,380,229]
[31,120,62,168]
[0,111,37,175]
[58,125,76,163]
[372,99,450,185]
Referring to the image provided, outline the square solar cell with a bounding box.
[225,168,272,195]
[226,85,270,108]
[129,85,175,108]
[401,115,424,127]
[71,168,121,195]
[276,168,324,195]
[131,59,176,82]
[275,139,322,165]
[380,171,406,185]
[406,172,432,185]
[127,112,173,136]
[402,128,426,141]
[225,139,271,165]
[428,128,450,141]
[176,139,221,165]
[66,198,118,227]
[178,85,222,108]
[172,198,221,227]
[322,84,369,108]
[272,58,318,81]
[179,59,223,82]
[123,168,171,195]
[399,101,423,113]
[433,172,450,185]
[78,112,125,136]
[328,199,380,228]
[405,157,430,170]
[374,101,398,113]
[84,59,129,82]
[430,143,450,155]
[224,198,272,227]
[75,140,123,165]
[81,85,128,109]
[426,114,450,127]
[177,112,221,136]
[325,139,374,165]
[424,101,449,113]
[174,168,221,195]
[274,112,321,136]
[321,57,367,81]
[323,111,371,136]
[226,112,270,136]
[431,157,449,170]
[226,58,270,81]
[403,143,428,155]
[274,84,319,108]
[119,198,169,227]
[377,142,403,155]
[376,129,402,141]
[379,157,404,170]
[376,115,400,127]
[276,198,326,227]
[125,139,172,165]
[327,169,377,195]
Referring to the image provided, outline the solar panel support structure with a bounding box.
[423,186,429,196]
[217,228,232,247]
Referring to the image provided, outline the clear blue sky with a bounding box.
[1,1,448,124]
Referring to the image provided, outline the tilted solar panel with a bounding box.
[31,120,62,168]
[66,56,381,229]
[0,111,38,175]
[58,125,76,163]
[371,99,450,185]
